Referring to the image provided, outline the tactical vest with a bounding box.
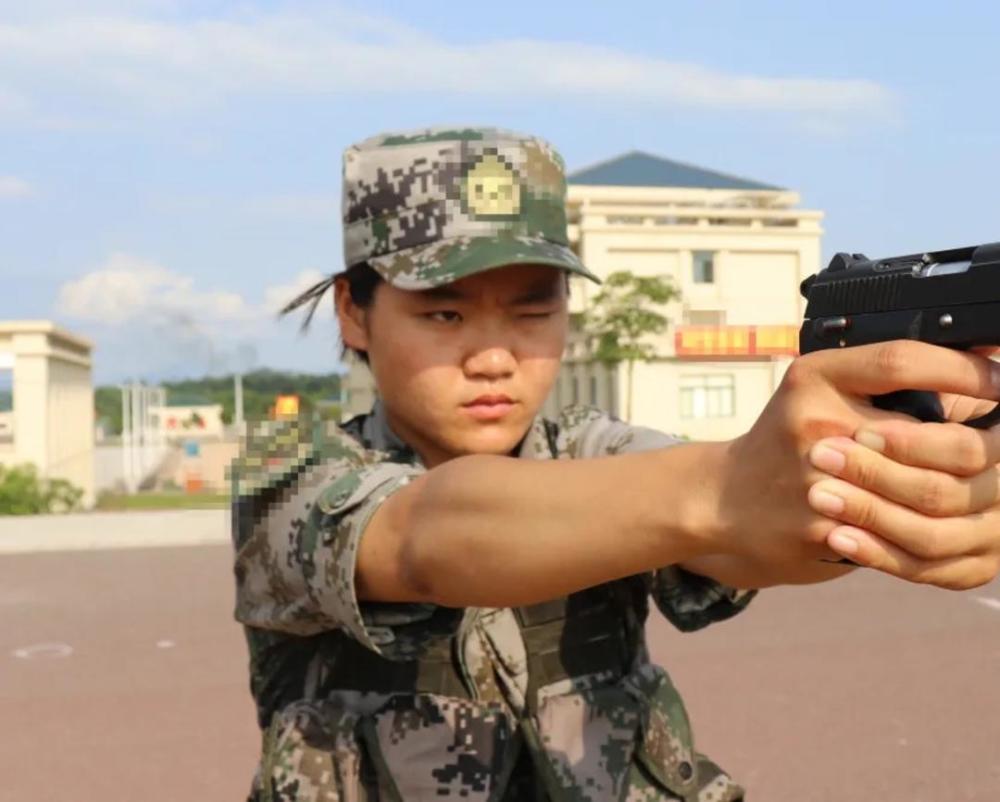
[253,576,743,802]
[242,414,744,801]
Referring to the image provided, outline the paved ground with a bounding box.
[1,536,998,801]
[0,508,228,553]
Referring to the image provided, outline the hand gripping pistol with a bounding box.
[799,242,1000,430]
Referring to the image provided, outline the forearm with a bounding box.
[361,442,729,608]
[678,553,855,590]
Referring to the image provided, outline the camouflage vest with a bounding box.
[234,408,745,802]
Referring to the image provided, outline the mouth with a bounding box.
[461,394,517,421]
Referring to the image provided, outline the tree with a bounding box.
[0,463,84,515]
[581,271,680,422]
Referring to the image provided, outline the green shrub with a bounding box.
[0,463,84,515]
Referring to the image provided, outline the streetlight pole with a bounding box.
[234,372,244,433]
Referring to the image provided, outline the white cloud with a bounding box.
[56,253,332,327]
[0,175,32,199]
[56,253,257,327]
[54,253,340,378]
[0,7,897,122]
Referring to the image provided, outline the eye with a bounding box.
[518,306,557,319]
[426,310,462,323]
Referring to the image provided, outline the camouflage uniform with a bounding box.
[232,127,756,801]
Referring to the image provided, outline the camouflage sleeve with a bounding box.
[234,458,465,661]
[555,405,758,632]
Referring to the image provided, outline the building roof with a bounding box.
[568,150,781,191]
[0,320,94,350]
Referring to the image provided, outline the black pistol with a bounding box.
[799,242,1000,430]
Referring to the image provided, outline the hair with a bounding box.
[339,262,383,365]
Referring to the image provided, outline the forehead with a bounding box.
[414,264,566,298]
[396,264,567,302]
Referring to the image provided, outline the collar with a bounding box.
[361,398,419,463]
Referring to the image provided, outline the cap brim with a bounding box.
[367,234,601,290]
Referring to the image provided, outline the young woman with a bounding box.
[231,126,1000,802]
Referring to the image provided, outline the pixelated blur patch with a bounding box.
[462,153,522,220]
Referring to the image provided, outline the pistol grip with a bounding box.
[872,390,1000,429]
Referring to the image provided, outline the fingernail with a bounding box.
[810,444,846,474]
[855,429,886,453]
[829,531,859,556]
[810,487,845,515]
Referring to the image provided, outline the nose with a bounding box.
[463,343,516,381]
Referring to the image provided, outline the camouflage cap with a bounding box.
[278,125,599,328]
[341,125,600,289]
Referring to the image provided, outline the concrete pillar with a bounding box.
[11,336,49,474]
[0,322,95,508]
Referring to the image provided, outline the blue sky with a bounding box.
[1,0,998,383]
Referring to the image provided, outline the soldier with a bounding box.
[230,126,1000,801]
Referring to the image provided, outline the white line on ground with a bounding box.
[974,597,1000,612]
[12,642,74,659]
[156,639,176,649]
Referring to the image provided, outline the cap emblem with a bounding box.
[463,153,521,219]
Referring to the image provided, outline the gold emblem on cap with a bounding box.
[464,154,521,218]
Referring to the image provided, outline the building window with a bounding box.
[685,310,726,326]
[589,375,598,406]
[692,251,715,284]
[679,374,735,419]
[571,376,580,404]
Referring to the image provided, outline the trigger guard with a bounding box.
[962,403,1000,430]
[873,389,1000,430]
[871,390,946,424]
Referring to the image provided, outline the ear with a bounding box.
[333,278,370,352]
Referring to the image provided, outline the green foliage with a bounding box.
[0,463,84,515]
[583,271,679,365]
[581,271,680,420]
[95,490,230,511]
[94,369,343,435]
[94,386,123,435]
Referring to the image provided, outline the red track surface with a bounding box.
[2,544,998,801]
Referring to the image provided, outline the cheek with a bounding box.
[519,352,563,395]
[368,323,461,394]
[516,332,566,397]
[517,318,568,365]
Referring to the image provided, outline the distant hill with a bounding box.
[95,369,342,436]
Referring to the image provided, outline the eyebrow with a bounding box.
[511,282,562,304]
[414,277,563,304]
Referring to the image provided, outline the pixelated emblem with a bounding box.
[463,154,521,219]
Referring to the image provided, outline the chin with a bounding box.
[452,425,526,457]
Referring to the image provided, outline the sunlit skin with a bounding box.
[335,263,568,468]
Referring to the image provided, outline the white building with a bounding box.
[553,151,822,440]
[149,398,226,441]
[0,321,95,507]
